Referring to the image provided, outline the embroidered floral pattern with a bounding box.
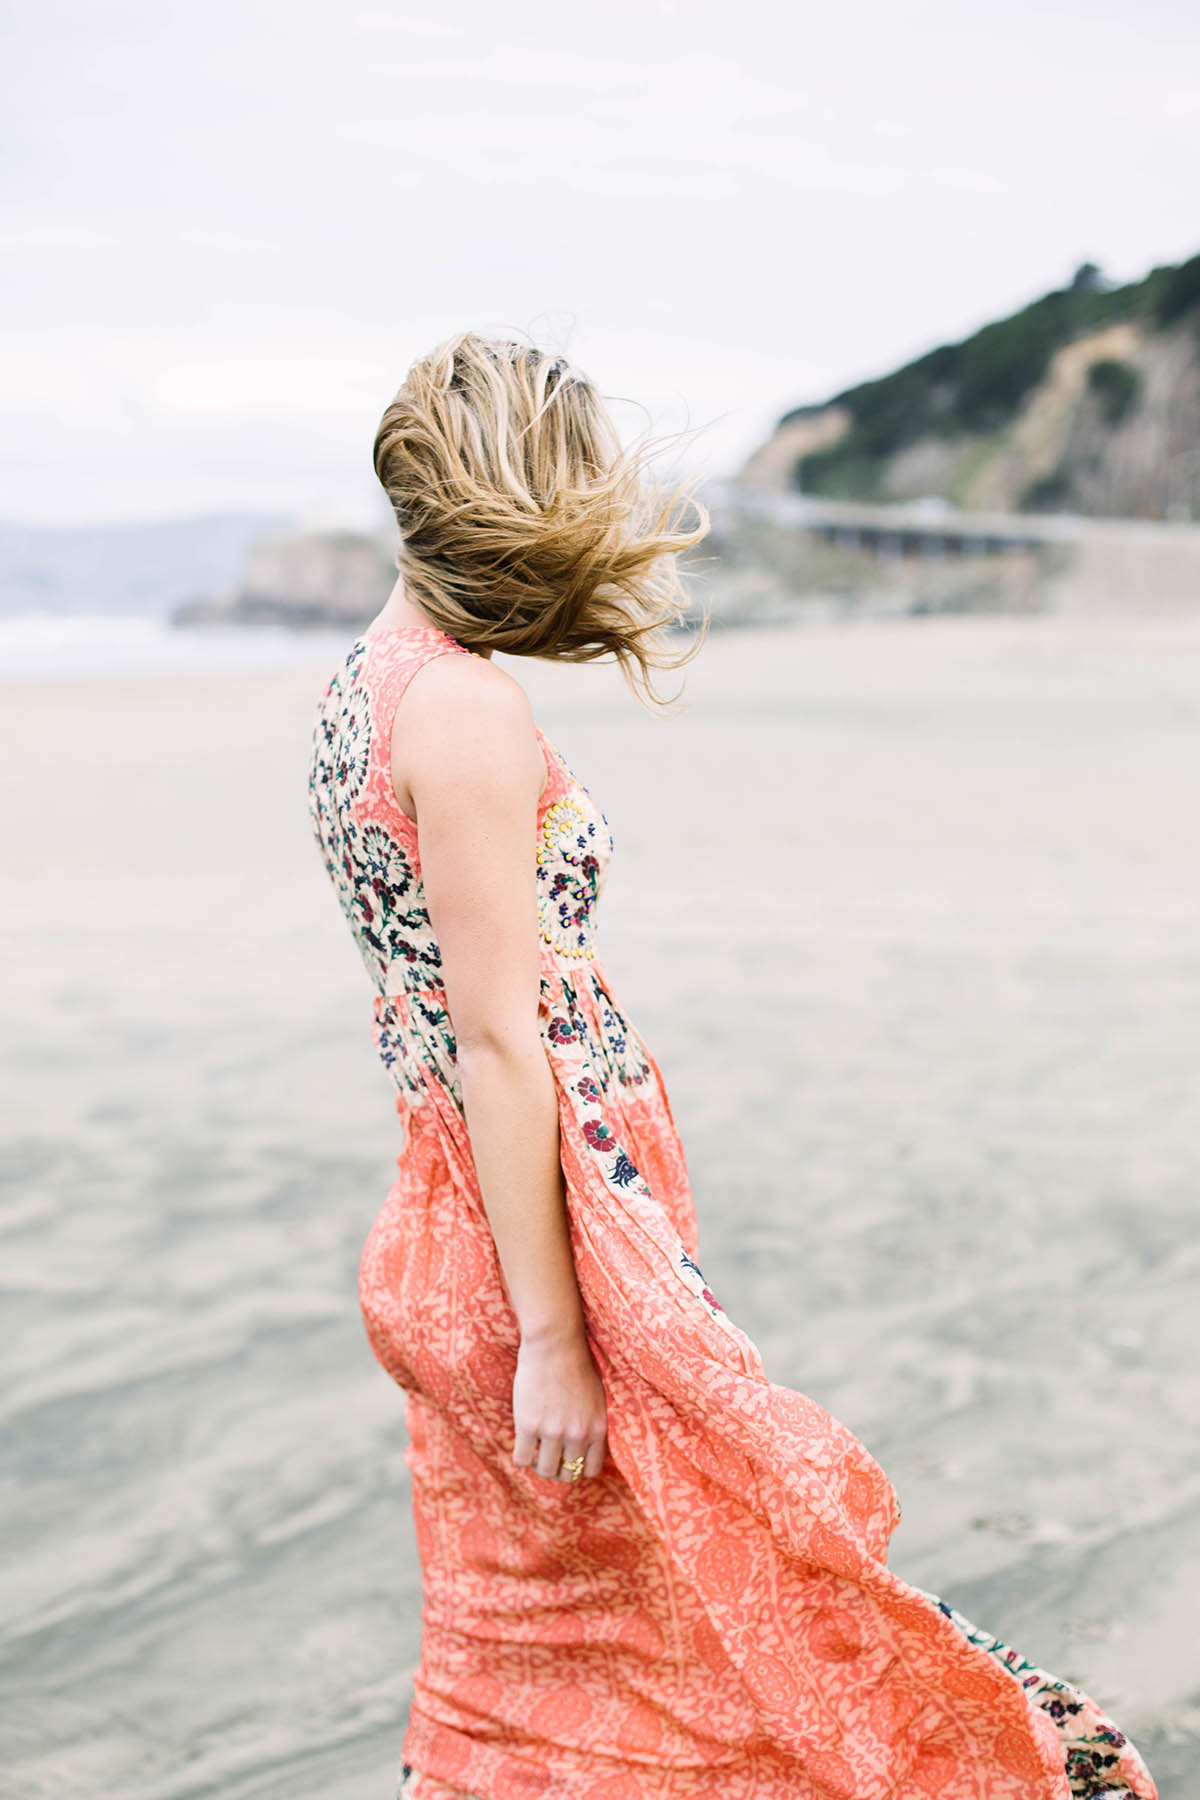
[308,639,437,992]
[918,1594,1156,1799]
[534,739,613,961]
[558,967,652,1091]
[677,1245,726,1318]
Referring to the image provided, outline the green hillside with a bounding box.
[785,253,1200,510]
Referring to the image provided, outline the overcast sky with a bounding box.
[3,0,1197,527]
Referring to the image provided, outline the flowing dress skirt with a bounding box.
[358,959,1158,1800]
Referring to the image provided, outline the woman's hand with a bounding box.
[512,1326,608,1482]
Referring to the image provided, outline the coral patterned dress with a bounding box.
[308,623,1158,1800]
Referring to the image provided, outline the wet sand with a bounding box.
[2,615,1198,1797]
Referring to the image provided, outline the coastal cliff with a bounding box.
[739,253,1200,522]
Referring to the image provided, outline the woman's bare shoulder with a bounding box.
[392,651,543,809]
[401,647,534,732]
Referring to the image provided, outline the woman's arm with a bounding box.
[392,653,608,1483]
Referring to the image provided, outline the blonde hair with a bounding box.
[372,330,710,706]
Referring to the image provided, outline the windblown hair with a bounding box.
[372,330,710,706]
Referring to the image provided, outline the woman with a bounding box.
[308,332,1157,1800]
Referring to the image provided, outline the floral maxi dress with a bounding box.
[307,623,1158,1800]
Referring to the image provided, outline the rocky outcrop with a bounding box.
[738,404,852,490]
[171,531,395,630]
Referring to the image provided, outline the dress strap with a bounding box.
[358,625,474,835]
[365,625,477,713]
[364,624,476,700]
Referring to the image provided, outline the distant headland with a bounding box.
[164,248,1200,633]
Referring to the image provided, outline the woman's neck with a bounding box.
[368,579,494,657]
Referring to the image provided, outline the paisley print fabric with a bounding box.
[308,625,1158,1800]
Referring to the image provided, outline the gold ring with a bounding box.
[558,1454,586,1482]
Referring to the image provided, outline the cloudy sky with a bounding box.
[4,0,1197,526]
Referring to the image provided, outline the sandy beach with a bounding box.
[2,614,1199,1799]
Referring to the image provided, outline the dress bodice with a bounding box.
[307,624,630,1113]
[308,626,613,990]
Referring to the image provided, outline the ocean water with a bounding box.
[0,614,358,682]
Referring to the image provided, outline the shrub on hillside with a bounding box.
[1086,359,1141,424]
[1019,466,1075,513]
